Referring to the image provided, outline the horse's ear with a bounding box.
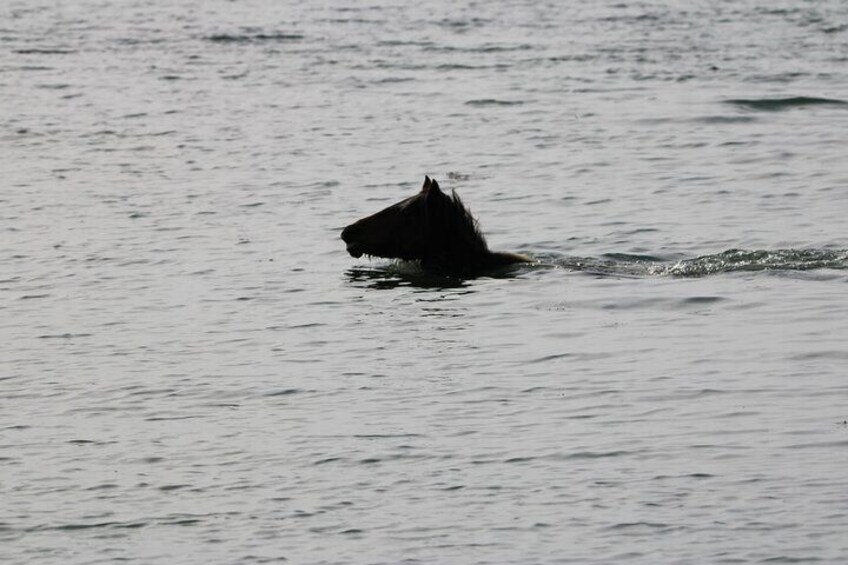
[424,178,444,209]
[422,175,431,192]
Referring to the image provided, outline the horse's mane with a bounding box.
[428,188,491,264]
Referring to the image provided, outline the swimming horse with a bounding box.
[341,176,531,274]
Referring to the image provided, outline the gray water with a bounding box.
[2,1,848,563]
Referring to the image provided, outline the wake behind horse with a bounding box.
[341,176,530,274]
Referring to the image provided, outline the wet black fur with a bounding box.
[341,176,529,274]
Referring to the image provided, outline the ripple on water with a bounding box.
[725,96,848,111]
[3,1,848,564]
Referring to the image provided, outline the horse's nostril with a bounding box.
[341,225,352,242]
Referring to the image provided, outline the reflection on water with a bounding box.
[344,259,532,289]
[345,265,470,290]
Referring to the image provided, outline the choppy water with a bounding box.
[2,1,848,563]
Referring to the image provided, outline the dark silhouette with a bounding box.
[341,176,530,275]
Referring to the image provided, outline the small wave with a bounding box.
[205,32,304,44]
[435,17,490,29]
[13,48,76,55]
[470,44,533,53]
[822,24,848,34]
[693,115,758,124]
[661,249,848,277]
[542,249,848,278]
[376,40,434,48]
[41,521,144,531]
[761,556,828,564]
[38,333,93,339]
[425,44,533,53]
[465,99,525,107]
[601,252,664,263]
[608,521,670,530]
[565,450,631,460]
[265,388,302,397]
[435,63,487,71]
[726,96,848,111]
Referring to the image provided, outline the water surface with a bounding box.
[2,1,848,563]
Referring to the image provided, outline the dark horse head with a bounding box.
[341,176,530,274]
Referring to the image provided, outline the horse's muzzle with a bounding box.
[340,225,364,258]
